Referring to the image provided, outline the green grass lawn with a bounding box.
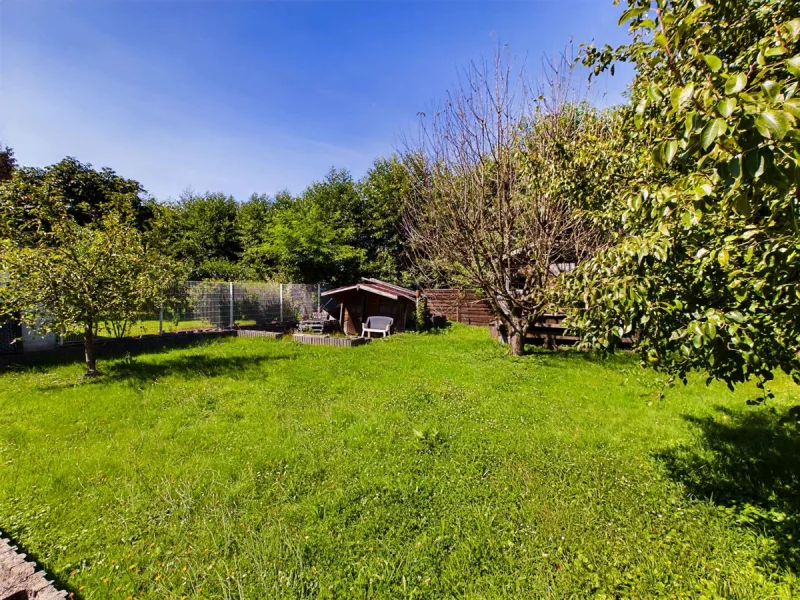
[1,326,798,599]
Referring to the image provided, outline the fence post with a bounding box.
[159,304,164,335]
[280,283,284,323]
[317,283,321,312]
[229,282,234,328]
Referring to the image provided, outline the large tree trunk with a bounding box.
[507,309,528,356]
[83,325,100,376]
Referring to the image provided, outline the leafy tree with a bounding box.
[3,157,153,228]
[237,193,277,251]
[255,172,364,284]
[0,163,182,375]
[237,190,292,279]
[404,53,611,355]
[569,0,800,397]
[162,191,242,280]
[0,144,17,181]
[358,156,413,285]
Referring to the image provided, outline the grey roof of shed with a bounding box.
[321,278,416,302]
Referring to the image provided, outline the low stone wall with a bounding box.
[0,330,235,367]
[292,334,369,347]
[0,534,68,599]
[235,329,283,340]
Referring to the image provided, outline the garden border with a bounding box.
[292,333,370,347]
[0,533,68,599]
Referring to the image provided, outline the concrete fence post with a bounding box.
[159,305,164,335]
[280,283,284,323]
[317,283,321,312]
[229,282,234,328]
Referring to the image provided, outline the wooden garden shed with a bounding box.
[321,278,416,336]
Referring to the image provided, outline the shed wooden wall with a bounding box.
[336,291,413,335]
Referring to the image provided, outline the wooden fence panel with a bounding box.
[423,289,494,327]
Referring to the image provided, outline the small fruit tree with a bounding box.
[0,159,182,375]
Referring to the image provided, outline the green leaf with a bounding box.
[764,46,787,58]
[784,98,800,118]
[735,192,752,217]
[744,150,763,179]
[664,140,679,164]
[635,97,648,128]
[725,72,748,95]
[762,80,780,102]
[647,83,664,102]
[700,118,727,150]
[717,98,736,118]
[726,155,741,180]
[728,311,745,324]
[788,55,800,78]
[782,18,800,42]
[703,54,722,72]
[717,248,730,267]
[755,110,794,140]
[671,83,695,111]
[618,6,648,26]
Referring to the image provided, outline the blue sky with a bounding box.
[1,1,632,202]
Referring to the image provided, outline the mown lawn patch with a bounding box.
[1,325,797,598]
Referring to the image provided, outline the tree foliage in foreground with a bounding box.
[567,0,800,398]
[0,164,182,375]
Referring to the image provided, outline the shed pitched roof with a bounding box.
[321,278,416,302]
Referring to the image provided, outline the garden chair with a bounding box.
[361,316,393,338]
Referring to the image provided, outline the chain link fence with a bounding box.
[58,281,336,344]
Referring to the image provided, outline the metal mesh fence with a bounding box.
[57,281,332,345]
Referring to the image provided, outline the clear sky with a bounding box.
[0,1,632,202]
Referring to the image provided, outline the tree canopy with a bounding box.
[155,160,412,286]
[403,54,623,354]
[0,144,16,181]
[567,0,800,397]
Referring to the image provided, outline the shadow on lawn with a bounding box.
[106,353,290,382]
[657,406,800,573]
[33,353,291,390]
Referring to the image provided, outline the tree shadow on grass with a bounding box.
[656,406,800,573]
[108,353,292,382]
[34,353,291,390]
